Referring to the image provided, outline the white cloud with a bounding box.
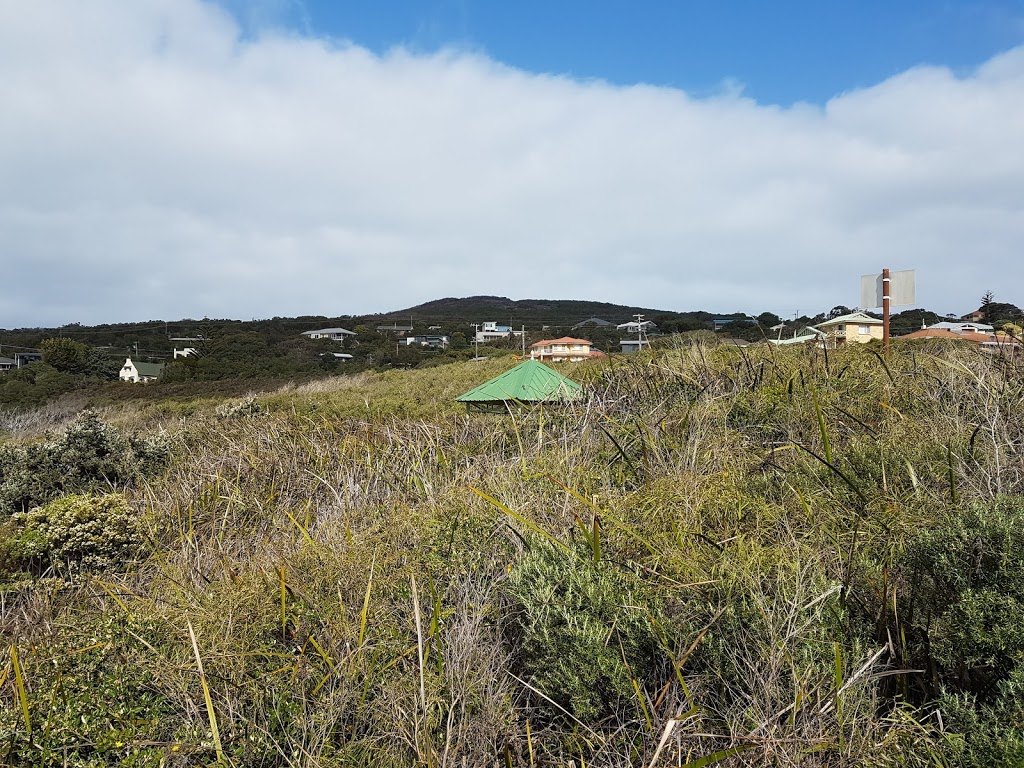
[1,0,1023,327]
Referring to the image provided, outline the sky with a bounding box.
[2,1,1024,327]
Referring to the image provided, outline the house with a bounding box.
[376,323,414,335]
[0,357,15,372]
[712,317,747,332]
[925,321,994,334]
[768,326,828,347]
[620,339,650,354]
[119,357,164,383]
[900,327,1021,352]
[456,359,583,412]
[12,352,42,368]
[814,312,884,347]
[529,337,605,362]
[302,327,356,341]
[616,320,657,334]
[475,322,523,344]
[572,317,614,329]
[960,308,986,323]
[401,335,450,349]
[173,347,197,358]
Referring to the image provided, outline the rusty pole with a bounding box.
[882,267,891,357]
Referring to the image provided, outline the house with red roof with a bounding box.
[900,326,1021,351]
[529,337,605,362]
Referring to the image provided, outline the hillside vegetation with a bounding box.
[1,340,1023,766]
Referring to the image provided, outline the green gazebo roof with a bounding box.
[456,359,583,406]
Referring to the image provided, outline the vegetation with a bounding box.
[2,332,1024,765]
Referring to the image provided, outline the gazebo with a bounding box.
[456,359,583,413]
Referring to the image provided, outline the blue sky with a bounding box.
[229,0,1024,104]
[1,1,1023,326]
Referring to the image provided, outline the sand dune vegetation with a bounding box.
[1,339,1023,766]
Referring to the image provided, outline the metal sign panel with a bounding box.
[860,274,881,309]
[890,270,916,306]
[860,270,916,308]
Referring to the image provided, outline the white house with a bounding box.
[617,320,657,333]
[926,321,995,334]
[475,322,523,344]
[400,335,450,349]
[301,328,356,341]
[120,358,164,383]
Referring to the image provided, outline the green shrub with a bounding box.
[8,493,145,575]
[900,497,1024,765]
[0,615,178,768]
[0,411,169,515]
[939,665,1024,767]
[902,496,1024,693]
[503,542,668,722]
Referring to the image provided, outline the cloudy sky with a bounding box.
[2,1,1023,327]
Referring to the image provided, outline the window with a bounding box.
[858,325,870,335]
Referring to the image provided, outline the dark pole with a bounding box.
[882,267,891,357]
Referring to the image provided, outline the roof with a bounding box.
[768,326,826,346]
[572,317,614,328]
[0,357,15,365]
[530,337,592,348]
[928,321,994,332]
[616,320,657,330]
[456,360,583,404]
[901,328,1020,346]
[129,359,165,377]
[302,327,355,336]
[816,312,883,328]
[900,328,969,341]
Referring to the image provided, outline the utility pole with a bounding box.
[471,324,480,360]
[882,267,891,357]
[521,326,526,357]
[634,313,646,349]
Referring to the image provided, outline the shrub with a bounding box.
[8,493,146,575]
[215,395,262,419]
[900,497,1024,764]
[0,411,169,515]
[503,542,668,723]
[939,666,1024,768]
[901,496,1024,694]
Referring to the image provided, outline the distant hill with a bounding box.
[380,296,671,326]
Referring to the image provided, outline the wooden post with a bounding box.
[882,267,891,357]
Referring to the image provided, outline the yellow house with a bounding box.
[815,312,883,347]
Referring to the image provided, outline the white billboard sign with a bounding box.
[860,270,916,309]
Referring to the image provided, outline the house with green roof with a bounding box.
[769,312,882,349]
[814,312,884,347]
[119,357,164,383]
[456,359,583,412]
